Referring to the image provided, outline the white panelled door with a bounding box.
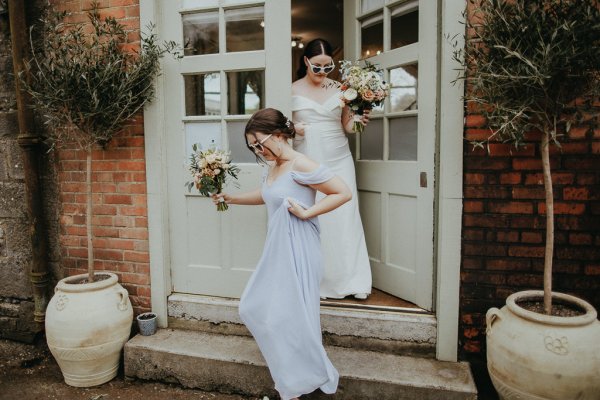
[344,0,437,310]
[161,0,291,297]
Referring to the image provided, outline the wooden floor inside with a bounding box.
[320,288,428,313]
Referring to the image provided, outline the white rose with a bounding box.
[343,88,358,101]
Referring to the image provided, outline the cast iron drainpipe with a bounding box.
[8,0,50,323]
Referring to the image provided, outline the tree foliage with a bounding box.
[454,0,600,147]
[23,3,178,149]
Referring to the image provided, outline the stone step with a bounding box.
[168,293,437,358]
[124,329,477,400]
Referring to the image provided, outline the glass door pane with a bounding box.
[361,0,384,14]
[182,11,219,56]
[184,73,221,116]
[390,64,418,112]
[227,70,265,115]
[359,118,384,160]
[391,4,418,49]
[361,13,383,59]
[389,117,417,161]
[225,6,265,52]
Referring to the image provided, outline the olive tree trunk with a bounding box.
[86,149,94,283]
[541,130,554,314]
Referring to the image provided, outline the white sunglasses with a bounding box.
[306,58,335,75]
[247,134,273,152]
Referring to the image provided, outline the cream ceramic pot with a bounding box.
[486,290,600,400]
[46,273,133,387]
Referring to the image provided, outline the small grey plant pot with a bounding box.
[136,312,157,336]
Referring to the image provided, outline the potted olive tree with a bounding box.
[454,0,600,398]
[22,4,176,387]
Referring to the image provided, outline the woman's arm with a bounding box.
[288,176,351,219]
[286,157,352,219]
[212,188,264,206]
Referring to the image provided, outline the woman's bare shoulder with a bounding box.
[292,154,320,173]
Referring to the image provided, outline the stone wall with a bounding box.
[0,1,61,343]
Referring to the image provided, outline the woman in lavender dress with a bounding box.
[213,108,351,400]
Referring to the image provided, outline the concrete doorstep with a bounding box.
[124,329,477,400]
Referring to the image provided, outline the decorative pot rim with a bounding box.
[506,290,597,326]
[56,273,118,293]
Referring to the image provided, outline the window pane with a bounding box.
[183,11,218,56]
[359,119,383,160]
[361,0,384,14]
[391,6,418,49]
[184,73,221,116]
[225,6,265,52]
[361,13,383,59]
[389,117,417,161]
[227,70,265,115]
[390,64,418,112]
[185,122,222,158]
[227,121,256,163]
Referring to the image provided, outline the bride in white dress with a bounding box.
[292,39,372,299]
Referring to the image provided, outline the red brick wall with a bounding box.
[50,0,150,314]
[460,113,600,355]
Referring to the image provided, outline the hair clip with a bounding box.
[285,118,291,129]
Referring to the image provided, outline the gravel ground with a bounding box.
[0,339,260,400]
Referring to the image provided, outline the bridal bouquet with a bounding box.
[186,144,240,211]
[339,60,389,134]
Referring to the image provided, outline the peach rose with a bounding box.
[361,89,375,102]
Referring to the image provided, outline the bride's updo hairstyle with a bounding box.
[244,108,295,155]
[297,38,334,79]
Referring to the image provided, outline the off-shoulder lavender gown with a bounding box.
[238,164,339,400]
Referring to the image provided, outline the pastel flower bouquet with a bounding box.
[339,60,389,134]
[186,144,240,211]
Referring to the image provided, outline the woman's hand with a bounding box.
[294,122,308,136]
[211,192,232,206]
[287,198,309,220]
[359,109,371,126]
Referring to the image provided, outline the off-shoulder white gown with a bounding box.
[292,94,372,299]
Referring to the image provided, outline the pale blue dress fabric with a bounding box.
[239,164,339,400]
[292,94,372,298]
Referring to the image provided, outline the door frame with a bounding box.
[142,0,466,362]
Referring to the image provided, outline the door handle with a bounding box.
[420,172,427,188]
